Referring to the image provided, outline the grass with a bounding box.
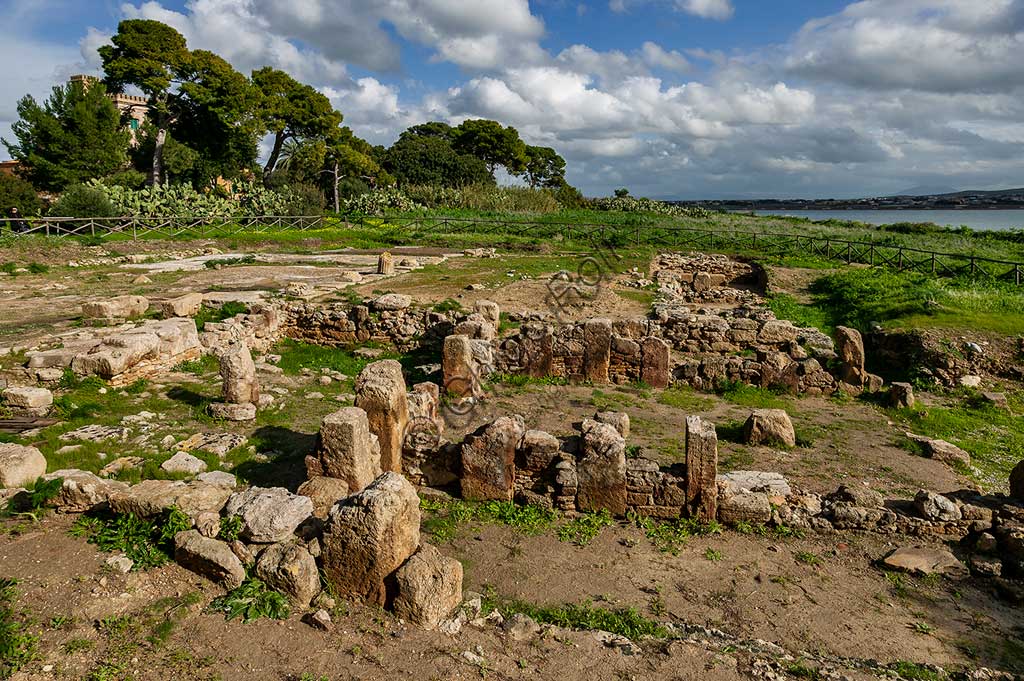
[0,578,38,679]
[556,509,615,546]
[487,372,569,389]
[209,576,290,623]
[193,301,249,331]
[767,292,834,335]
[795,551,821,566]
[629,512,722,555]
[885,660,942,680]
[889,391,1024,488]
[274,338,399,381]
[172,354,220,375]
[656,385,715,411]
[419,498,557,542]
[481,590,669,641]
[714,379,789,409]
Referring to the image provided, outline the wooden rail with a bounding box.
[1,215,326,239]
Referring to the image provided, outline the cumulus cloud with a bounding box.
[787,0,1024,92]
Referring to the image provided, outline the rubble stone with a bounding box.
[391,543,464,628]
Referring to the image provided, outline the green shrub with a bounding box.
[0,173,43,217]
[69,508,190,570]
[49,183,117,218]
[210,576,290,623]
[1,578,39,678]
[283,182,326,216]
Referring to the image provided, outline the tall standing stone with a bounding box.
[1010,460,1024,501]
[312,407,382,492]
[576,419,627,516]
[640,336,670,389]
[461,416,525,501]
[835,326,866,385]
[355,360,409,474]
[321,472,420,606]
[442,334,478,399]
[377,252,395,275]
[685,416,718,522]
[220,342,259,405]
[583,319,613,383]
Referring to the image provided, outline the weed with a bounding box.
[795,551,821,566]
[628,512,722,555]
[210,576,290,623]
[419,498,556,542]
[885,571,910,598]
[656,386,715,411]
[49,615,72,630]
[785,661,821,679]
[204,255,256,269]
[0,578,38,678]
[557,509,615,546]
[714,379,788,409]
[886,660,941,680]
[3,475,63,522]
[432,298,464,313]
[704,547,724,562]
[219,515,243,542]
[193,302,249,331]
[909,621,934,635]
[172,355,220,375]
[482,591,668,640]
[70,507,190,570]
[63,637,94,653]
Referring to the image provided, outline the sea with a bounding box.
[750,209,1024,232]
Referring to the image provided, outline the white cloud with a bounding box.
[787,0,1024,92]
[641,42,690,72]
[611,0,733,20]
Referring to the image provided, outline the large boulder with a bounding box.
[223,487,313,543]
[160,293,204,319]
[906,433,971,468]
[390,543,463,628]
[461,416,525,502]
[109,479,232,519]
[685,416,718,523]
[82,295,149,320]
[297,476,351,519]
[174,530,245,589]
[321,472,420,606]
[0,444,47,489]
[312,407,382,492]
[583,318,613,383]
[913,490,962,522]
[889,382,915,409]
[1011,460,1024,501]
[2,386,53,414]
[255,542,320,608]
[44,469,128,513]
[354,360,409,474]
[882,546,964,576]
[71,318,200,379]
[219,342,259,405]
[370,293,411,311]
[742,409,796,448]
[442,334,480,399]
[717,492,772,525]
[576,419,627,516]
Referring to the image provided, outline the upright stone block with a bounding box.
[685,416,718,523]
[321,472,420,606]
[315,407,382,493]
[583,319,613,383]
[835,326,866,385]
[220,342,259,405]
[377,252,394,275]
[640,336,670,389]
[461,416,525,501]
[354,360,409,474]
[442,334,479,399]
[473,300,500,325]
[576,419,627,516]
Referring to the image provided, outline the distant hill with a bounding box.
[895,184,957,197]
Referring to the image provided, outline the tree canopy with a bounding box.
[384,134,493,188]
[522,146,566,189]
[452,119,528,175]
[2,80,130,192]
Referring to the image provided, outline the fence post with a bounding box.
[1017,265,1022,286]
[970,257,976,277]
[869,244,874,266]
[898,249,904,270]
[930,253,935,273]
[635,223,641,246]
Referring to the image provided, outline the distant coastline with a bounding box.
[672,187,1024,212]
[745,208,1024,232]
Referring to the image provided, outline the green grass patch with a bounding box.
[715,379,788,409]
[767,292,833,335]
[628,512,722,555]
[557,509,615,546]
[885,660,942,681]
[481,591,669,640]
[656,385,715,411]
[0,578,38,678]
[487,372,570,389]
[613,288,656,306]
[203,255,256,269]
[889,394,1024,488]
[172,354,220,375]
[274,338,399,381]
[193,302,249,331]
[419,498,557,542]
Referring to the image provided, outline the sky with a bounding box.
[1,0,1023,199]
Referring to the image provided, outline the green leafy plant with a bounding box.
[210,576,290,623]
[70,508,188,570]
[557,509,614,547]
[795,551,821,566]
[481,590,668,640]
[3,476,63,521]
[219,515,242,542]
[0,578,38,679]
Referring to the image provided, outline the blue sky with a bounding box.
[2,0,1023,199]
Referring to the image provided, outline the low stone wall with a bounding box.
[280,301,454,353]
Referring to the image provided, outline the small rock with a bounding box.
[105,554,134,574]
[914,490,962,522]
[883,546,965,576]
[304,609,333,631]
[959,375,983,388]
[160,452,208,475]
[502,612,540,641]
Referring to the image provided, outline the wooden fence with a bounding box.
[353,214,1024,285]
[2,215,325,239]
